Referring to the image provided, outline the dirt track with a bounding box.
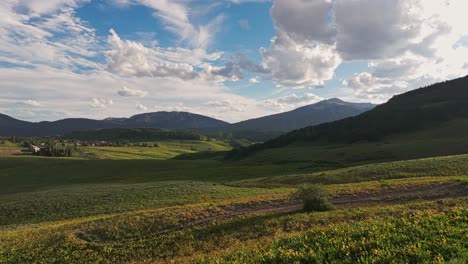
[159,182,468,234]
[76,182,467,242]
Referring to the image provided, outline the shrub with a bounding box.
[296,184,334,212]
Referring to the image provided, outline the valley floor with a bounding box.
[0,141,467,263]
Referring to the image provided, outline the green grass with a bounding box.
[0,156,307,195]
[78,140,231,160]
[247,137,468,165]
[0,142,467,263]
[216,204,467,263]
[1,197,465,263]
[0,181,289,226]
[233,154,468,187]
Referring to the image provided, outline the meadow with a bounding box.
[0,140,467,263]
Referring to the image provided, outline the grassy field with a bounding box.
[78,140,231,160]
[0,140,467,263]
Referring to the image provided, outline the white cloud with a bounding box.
[90,98,114,109]
[136,103,148,111]
[0,66,273,122]
[106,29,197,79]
[343,72,409,102]
[111,0,224,49]
[20,99,41,107]
[260,32,341,87]
[106,29,230,82]
[205,99,246,113]
[259,0,468,100]
[263,92,323,111]
[256,0,341,87]
[117,86,147,97]
[0,2,98,70]
[11,0,90,16]
[249,77,259,84]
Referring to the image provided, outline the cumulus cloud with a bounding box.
[117,86,147,97]
[106,29,232,81]
[136,103,148,111]
[255,0,468,94]
[271,0,335,45]
[255,0,341,87]
[342,0,468,102]
[90,98,114,109]
[260,32,341,87]
[106,29,197,79]
[343,72,409,102]
[249,77,259,84]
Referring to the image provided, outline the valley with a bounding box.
[0,77,467,263]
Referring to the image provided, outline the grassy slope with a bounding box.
[1,192,466,263]
[243,118,468,165]
[233,154,468,187]
[232,76,468,163]
[0,182,290,226]
[0,140,467,263]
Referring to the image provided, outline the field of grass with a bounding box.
[215,202,467,263]
[78,140,231,160]
[1,193,465,263]
[232,154,468,187]
[0,139,467,263]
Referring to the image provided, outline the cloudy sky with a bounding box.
[1,0,467,122]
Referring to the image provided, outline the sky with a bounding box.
[1,0,467,123]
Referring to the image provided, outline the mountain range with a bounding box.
[230,75,468,159]
[0,99,375,137]
[0,112,228,137]
[219,98,374,132]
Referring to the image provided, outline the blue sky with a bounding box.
[0,0,467,122]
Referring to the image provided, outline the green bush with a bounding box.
[296,184,334,212]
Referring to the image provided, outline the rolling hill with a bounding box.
[229,75,468,161]
[0,112,229,137]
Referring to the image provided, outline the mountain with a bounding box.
[229,75,468,160]
[123,112,228,130]
[0,114,35,136]
[65,128,206,142]
[199,99,375,142]
[227,98,375,132]
[0,100,374,138]
[0,112,229,137]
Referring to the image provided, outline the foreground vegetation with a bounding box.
[0,139,467,263]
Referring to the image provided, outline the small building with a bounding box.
[30,145,40,153]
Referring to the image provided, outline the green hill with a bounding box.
[229,76,468,162]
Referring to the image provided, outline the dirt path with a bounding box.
[76,182,467,242]
[161,182,467,233]
[332,182,467,207]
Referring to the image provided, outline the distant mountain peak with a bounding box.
[323,98,345,104]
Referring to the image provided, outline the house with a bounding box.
[30,145,40,153]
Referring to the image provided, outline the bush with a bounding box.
[296,184,334,212]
